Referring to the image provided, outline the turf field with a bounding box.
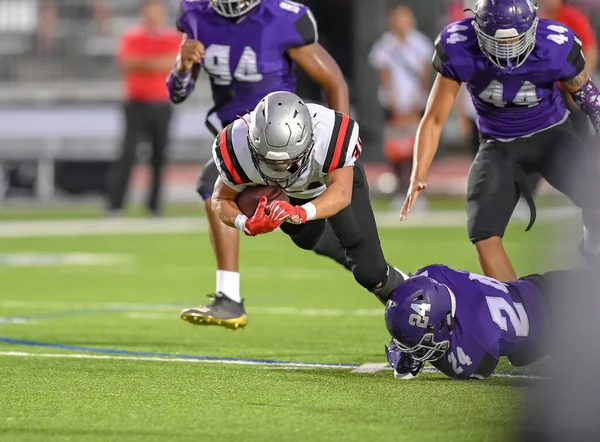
[0,208,581,441]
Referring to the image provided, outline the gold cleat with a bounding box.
[180,293,248,330]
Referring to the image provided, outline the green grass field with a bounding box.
[0,209,581,442]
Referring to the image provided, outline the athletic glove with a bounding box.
[385,340,424,380]
[235,197,284,236]
[269,201,316,225]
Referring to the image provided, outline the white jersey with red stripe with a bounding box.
[212,103,362,200]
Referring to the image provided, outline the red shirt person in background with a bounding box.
[107,0,180,216]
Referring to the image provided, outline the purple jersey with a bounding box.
[413,265,549,379]
[177,0,318,123]
[433,18,585,140]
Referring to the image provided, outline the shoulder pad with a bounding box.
[266,0,318,47]
[213,122,252,186]
[177,0,212,35]
[180,0,211,14]
[322,111,359,173]
[537,19,585,79]
[433,19,478,83]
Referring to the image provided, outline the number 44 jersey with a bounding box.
[413,265,550,380]
[434,18,585,140]
[177,0,318,123]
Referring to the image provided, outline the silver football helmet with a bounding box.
[247,92,315,188]
[209,0,261,18]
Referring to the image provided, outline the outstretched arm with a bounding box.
[166,33,202,104]
[400,73,461,220]
[289,43,350,114]
[563,70,600,135]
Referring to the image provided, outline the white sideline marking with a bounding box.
[0,351,540,379]
[0,300,182,310]
[0,208,578,238]
[0,299,383,319]
[0,253,130,268]
[0,351,352,369]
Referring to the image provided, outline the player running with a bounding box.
[167,0,351,329]
[400,0,600,281]
[384,264,592,380]
[179,91,406,328]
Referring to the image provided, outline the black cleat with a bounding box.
[180,293,248,330]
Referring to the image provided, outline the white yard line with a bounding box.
[0,208,579,238]
[0,253,130,267]
[0,351,353,369]
[0,299,382,318]
[0,351,540,379]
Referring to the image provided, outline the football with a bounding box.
[236,186,290,217]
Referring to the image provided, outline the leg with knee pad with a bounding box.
[313,221,352,271]
[327,161,400,299]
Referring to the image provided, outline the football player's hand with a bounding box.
[243,197,285,236]
[400,179,427,221]
[269,201,307,225]
[178,39,204,73]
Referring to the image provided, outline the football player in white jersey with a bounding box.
[180,91,405,328]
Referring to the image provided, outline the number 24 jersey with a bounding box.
[413,265,549,379]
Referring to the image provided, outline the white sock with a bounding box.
[216,270,241,302]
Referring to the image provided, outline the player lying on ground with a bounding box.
[167,0,351,329]
[383,264,592,380]
[180,91,406,328]
[400,0,600,281]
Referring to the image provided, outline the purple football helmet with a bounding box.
[384,275,457,363]
[473,0,539,70]
[209,0,261,18]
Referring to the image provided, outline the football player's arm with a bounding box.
[413,74,460,181]
[166,33,202,104]
[312,166,354,218]
[212,178,284,236]
[269,166,354,225]
[400,74,460,219]
[289,44,350,114]
[563,70,600,136]
[211,177,243,229]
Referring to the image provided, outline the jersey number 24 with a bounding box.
[468,273,530,337]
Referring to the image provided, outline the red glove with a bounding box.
[269,201,308,225]
[237,196,285,236]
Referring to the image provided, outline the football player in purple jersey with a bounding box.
[383,264,593,380]
[400,0,600,282]
[166,0,352,329]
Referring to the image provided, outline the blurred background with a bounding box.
[0,0,598,214]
